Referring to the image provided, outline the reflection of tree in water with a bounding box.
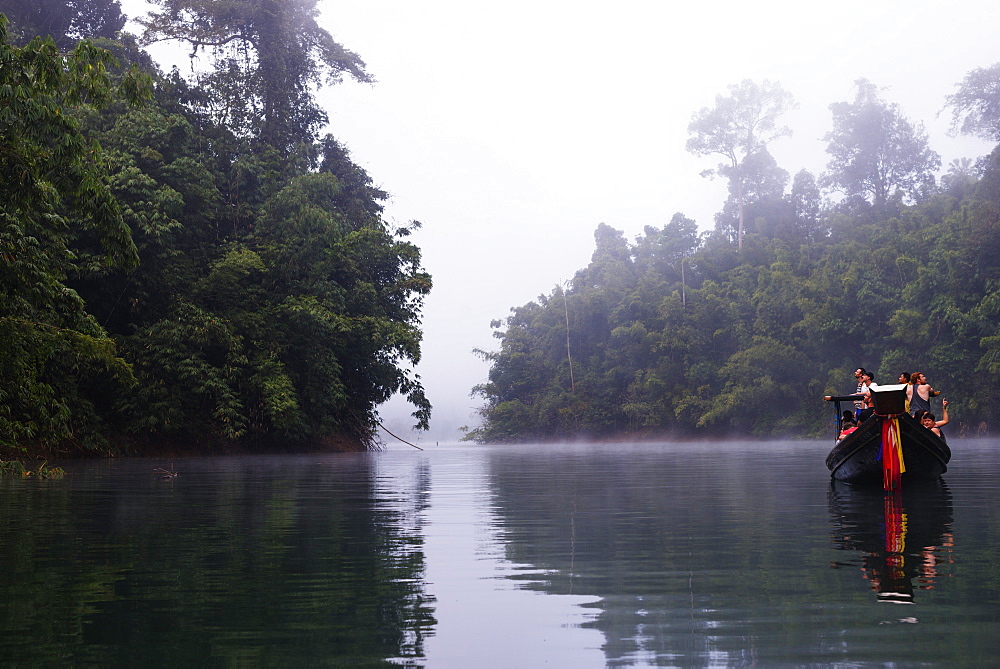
[484,446,857,666]
[828,480,954,606]
[0,456,435,665]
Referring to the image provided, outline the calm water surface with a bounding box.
[2,439,999,667]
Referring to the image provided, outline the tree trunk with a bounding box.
[256,0,290,147]
[737,171,745,250]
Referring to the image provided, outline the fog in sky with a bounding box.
[122,0,998,444]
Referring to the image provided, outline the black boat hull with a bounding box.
[825,413,951,484]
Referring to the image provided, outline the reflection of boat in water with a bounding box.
[824,385,950,487]
[828,479,954,604]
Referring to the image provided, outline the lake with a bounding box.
[1,439,998,666]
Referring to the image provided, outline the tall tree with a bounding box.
[713,147,790,242]
[822,79,940,213]
[945,62,1000,142]
[139,0,373,150]
[790,169,823,241]
[686,79,796,250]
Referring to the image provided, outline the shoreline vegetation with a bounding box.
[5,5,1000,457]
[468,79,1000,444]
[0,460,66,479]
[1,3,430,460]
[3,432,369,463]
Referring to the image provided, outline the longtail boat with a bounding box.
[824,384,951,488]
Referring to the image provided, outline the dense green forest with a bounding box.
[0,1,431,456]
[469,77,1000,442]
[6,3,1000,454]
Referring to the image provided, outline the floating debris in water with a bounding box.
[154,466,178,479]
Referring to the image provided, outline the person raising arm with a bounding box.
[907,372,940,417]
[919,400,950,442]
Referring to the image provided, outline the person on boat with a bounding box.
[838,414,858,440]
[920,400,949,442]
[857,390,877,424]
[859,371,875,394]
[853,368,867,419]
[856,371,876,420]
[838,410,856,435]
[917,400,949,429]
[907,372,940,417]
[898,372,912,411]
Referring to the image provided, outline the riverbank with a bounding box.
[0,432,369,462]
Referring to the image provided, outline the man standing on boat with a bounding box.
[907,372,940,417]
[898,371,912,412]
[853,368,867,420]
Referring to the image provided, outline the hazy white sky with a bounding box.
[121,0,997,443]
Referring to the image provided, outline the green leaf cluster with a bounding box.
[0,15,147,451]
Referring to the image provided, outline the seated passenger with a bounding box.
[920,413,945,441]
[839,418,858,440]
[918,400,949,427]
[920,400,949,442]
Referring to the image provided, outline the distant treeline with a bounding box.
[469,74,1000,442]
[0,2,431,456]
